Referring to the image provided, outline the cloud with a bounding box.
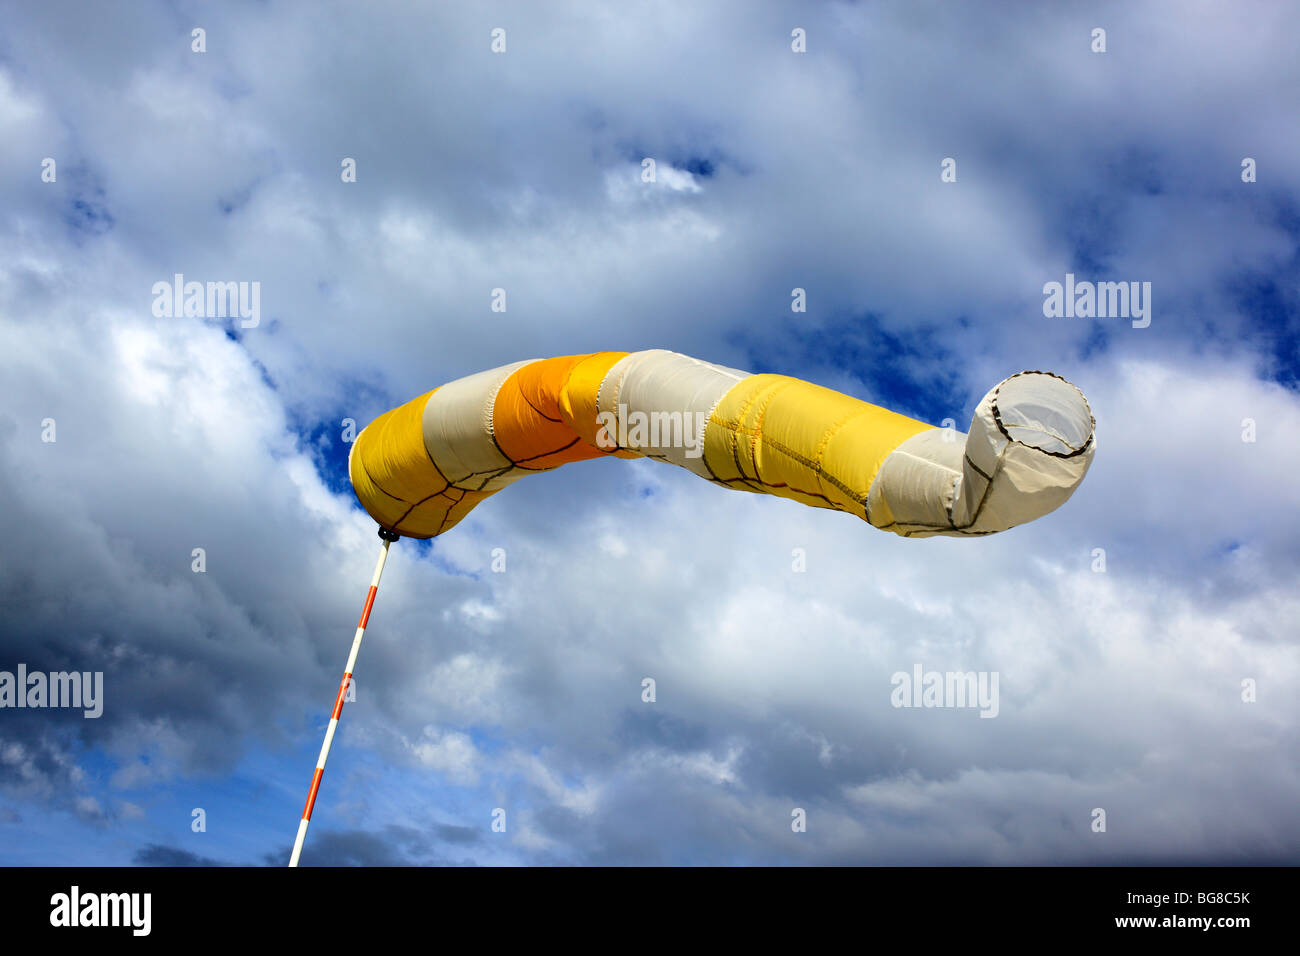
[134,844,226,867]
[260,824,471,867]
[408,729,482,786]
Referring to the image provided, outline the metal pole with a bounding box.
[289,529,398,867]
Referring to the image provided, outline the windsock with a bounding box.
[349,349,1095,539]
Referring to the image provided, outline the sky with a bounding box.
[0,0,1297,866]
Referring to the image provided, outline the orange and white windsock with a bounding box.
[349,349,1096,539]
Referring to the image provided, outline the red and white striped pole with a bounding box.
[289,529,398,867]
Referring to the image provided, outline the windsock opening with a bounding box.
[865,369,1096,537]
[992,372,1094,457]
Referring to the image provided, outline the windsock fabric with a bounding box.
[349,350,1095,539]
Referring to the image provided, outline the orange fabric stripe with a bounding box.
[556,351,631,449]
[493,355,591,466]
[493,352,638,470]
